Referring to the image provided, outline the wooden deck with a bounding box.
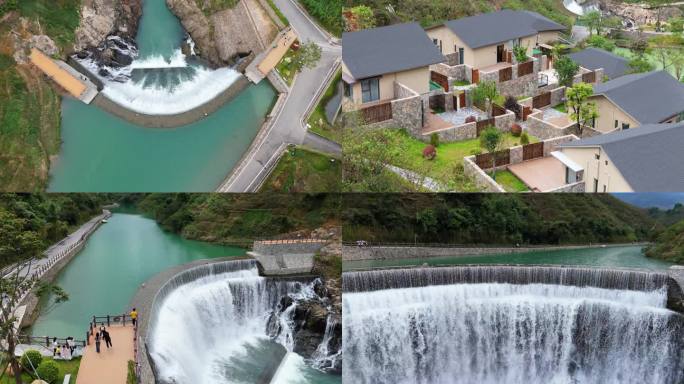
[257,28,297,76]
[76,325,134,384]
[29,48,98,103]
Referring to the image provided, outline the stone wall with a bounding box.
[550,86,565,106]
[392,93,423,136]
[545,181,586,192]
[342,243,644,261]
[526,111,572,140]
[430,63,470,84]
[463,156,506,192]
[429,122,477,142]
[542,134,579,156]
[253,240,326,256]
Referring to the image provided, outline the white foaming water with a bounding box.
[150,267,299,384]
[343,283,684,384]
[78,47,241,115]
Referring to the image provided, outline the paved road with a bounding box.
[304,132,342,156]
[218,0,341,192]
[76,325,134,384]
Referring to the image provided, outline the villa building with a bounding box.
[558,122,684,192]
[589,70,684,133]
[425,10,566,70]
[342,22,446,133]
[568,47,628,80]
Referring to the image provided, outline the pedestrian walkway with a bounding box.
[29,48,98,104]
[76,325,134,384]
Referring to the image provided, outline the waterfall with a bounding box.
[343,268,684,384]
[149,260,339,384]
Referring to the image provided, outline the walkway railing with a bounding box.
[342,241,649,248]
[255,237,327,245]
[18,335,86,348]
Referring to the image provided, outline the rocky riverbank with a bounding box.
[166,0,277,67]
[72,0,142,78]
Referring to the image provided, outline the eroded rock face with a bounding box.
[166,0,222,67]
[74,0,142,51]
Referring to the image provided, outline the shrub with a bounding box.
[423,145,437,160]
[465,115,477,124]
[21,350,43,371]
[586,35,616,52]
[511,123,522,137]
[430,133,440,147]
[513,44,528,63]
[470,148,482,156]
[520,132,530,145]
[36,360,59,383]
[127,360,137,384]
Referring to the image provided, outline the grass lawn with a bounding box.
[260,146,340,192]
[307,70,341,142]
[387,130,538,190]
[553,103,567,113]
[494,170,530,192]
[275,49,297,86]
[0,357,80,384]
[453,80,470,87]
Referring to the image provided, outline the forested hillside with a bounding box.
[133,193,340,244]
[343,194,657,245]
[343,0,574,29]
[0,194,107,267]
[646,219,684,264]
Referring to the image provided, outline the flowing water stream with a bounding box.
[343,267,684,384]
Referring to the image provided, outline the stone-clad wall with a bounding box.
[253,241,326,255]
[542,134,579,156]
[392,94,423,136]
[425,109,514,142]
[463,156,506,192]
[546,181,586,192]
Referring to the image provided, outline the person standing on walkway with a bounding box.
[103,329,113,348]
[95,332,101,353]
[130,308,138,327]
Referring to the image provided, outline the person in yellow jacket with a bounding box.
[130,308,138,327]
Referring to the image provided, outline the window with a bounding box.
[595,154,600,160]
[343,82,352,98]
[622,123,630,130]
[603,185,607,193]
[361,77,380,103]
[614,120,618,128]
[458,48,464,65]
[593,178,599,192]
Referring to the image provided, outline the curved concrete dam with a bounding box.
[145,259,341,384]
[342,265,684,384]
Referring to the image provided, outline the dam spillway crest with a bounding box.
[342,266,684,384]
[148,260,341,383]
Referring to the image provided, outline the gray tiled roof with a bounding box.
[560,122,684,191]
[443,10,566,49]
[342,23,446,80]
[568,47,628,79]
[593,71,684,123]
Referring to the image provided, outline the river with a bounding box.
[30,211,245,337]
[48,0,276,192]
[343,245,674,271]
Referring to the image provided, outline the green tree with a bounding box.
[581,11,603,36]
[292,42,322,72]
[667,49,684,80]
[553,56,580,87]
[669,17,684,33]
[585,35,616,52]
[472,80,499,118]
[565,82,599,136]
[627,55,655,73]
[479,126,503,180]
[512,44,528,63]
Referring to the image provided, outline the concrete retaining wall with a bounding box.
[463,156,506,192]
[342,243,649,262]
[253,240,326,255]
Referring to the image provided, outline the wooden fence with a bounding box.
[476,117,496,136]
[492,103,507,117]
[361,102,392,124]
[431,71,449,90]
[533,91,551,109]
[582,71,596,83]
[499,66,513,82]
[518,61,534,77]
[475,149,511,169]
[522,142,544,161]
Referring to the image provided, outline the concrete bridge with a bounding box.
[249,239,327,275]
